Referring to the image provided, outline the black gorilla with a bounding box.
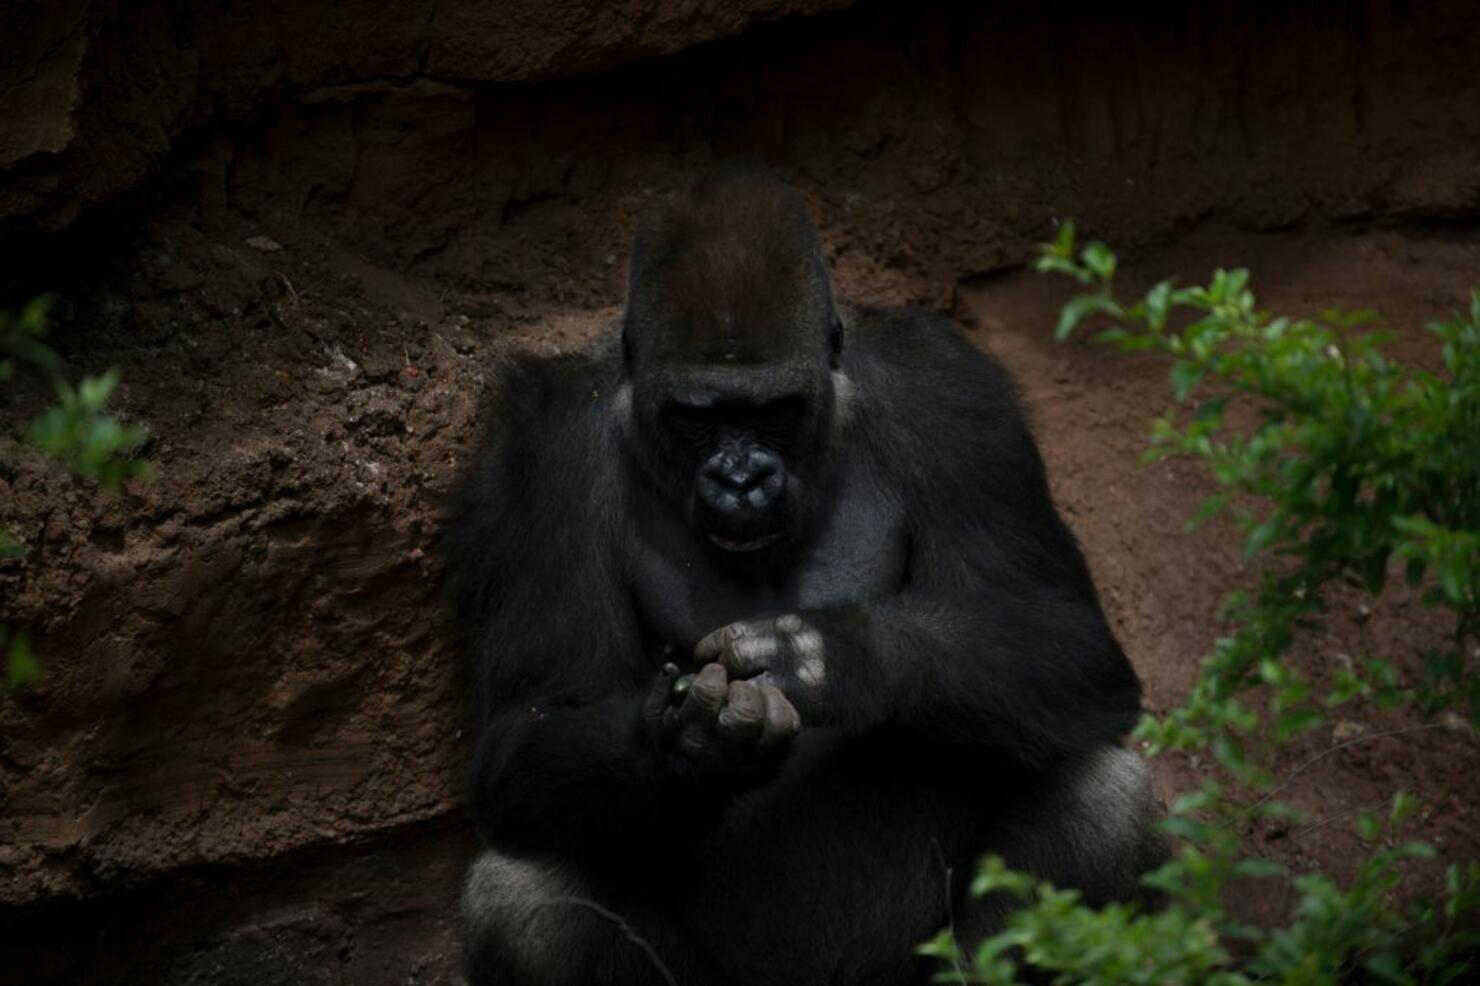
[449,170,1164,986]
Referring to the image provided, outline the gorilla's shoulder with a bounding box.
[845,304,1026,425]
[843,304,1039,497]
[447,341,621,618]
[455,339,622,512]
[484,339,621,430]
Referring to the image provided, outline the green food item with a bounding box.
[670,673,696,702]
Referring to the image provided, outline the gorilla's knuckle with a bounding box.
[717,711,760,740]
[721,701,762,728]
[773,613,804,633]
[677,728,714,757]
[732,634,780,668]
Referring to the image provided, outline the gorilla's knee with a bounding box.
[462,850,589,985]
[1058,747,1167,902]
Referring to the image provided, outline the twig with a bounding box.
[542,895,679,986]
[1291,802,1383,840]
[932,837,970,982]
[276,271,299,306]
[1247,723,1453,816]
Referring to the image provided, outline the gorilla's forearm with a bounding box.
[806,594,1142,767]
[471,691,712,855]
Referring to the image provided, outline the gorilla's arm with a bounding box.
[808,524,1139,767]
[450,356,674,854]
[450,356,793,856]
[708,310,1142,769]
[469,686,678,853]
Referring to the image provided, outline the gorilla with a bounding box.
[449,169,1164,986]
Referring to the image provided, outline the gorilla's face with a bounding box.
[618,170,845,562]
[642,362,836,555]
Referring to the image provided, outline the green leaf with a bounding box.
[1231,858,1287,880]
[1185,492,1230,532]
[6,629,39,691]
[1050,221,1076,259]
[1193,395,1228,425]
[1275,708,1324,740]
[0,529,24,560]
[1170,360,1205,400]
[1081,241,1117,282]
[1145,280,1173,331]
[1391,791,1420,828]
[77,369,120,412]
[1054,293,1116,341]
[1159,816,1212,845]
[1244,516,1282,559]
[1212,733,1246,773]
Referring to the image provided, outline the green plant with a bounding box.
[1,296,150,692]
[921,229,1479,984]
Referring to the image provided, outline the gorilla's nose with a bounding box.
[712,449,778,493]
[700,448,785,520]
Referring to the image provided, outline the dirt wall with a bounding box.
[1,1,1478,982]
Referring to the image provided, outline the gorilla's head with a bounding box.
[619,169,847,561]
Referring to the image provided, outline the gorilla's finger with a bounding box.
[643,666,679,721]
[717,680,765,741]
[673,667,727,745]
[757,683,802,748]
[773,613,805,633]
[723,633,781,677]
[681,662,728,719]
[675,722,714,760]
[695,621,754,663]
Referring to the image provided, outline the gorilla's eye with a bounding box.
[750,396,807,448]
[663,405,715,448]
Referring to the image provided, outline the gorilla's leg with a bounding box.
[958,746,1168,940]
[461,850,732,986]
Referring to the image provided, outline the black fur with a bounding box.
[449,170,1157,986]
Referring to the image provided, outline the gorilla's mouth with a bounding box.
[709,531,785,553]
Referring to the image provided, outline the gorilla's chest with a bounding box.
[627,471,906,655]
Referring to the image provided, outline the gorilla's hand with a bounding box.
[646,662,800,779]
[696,614,829,711]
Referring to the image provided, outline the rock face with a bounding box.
[0,0,856,232]
[0,1,1477,982]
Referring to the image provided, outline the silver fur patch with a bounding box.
[612,383,633,433]
[464,851,572,932]
[1065,748,1154,852]
[831,370,857,428]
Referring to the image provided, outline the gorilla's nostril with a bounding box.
[717,491,742,515]
[748,450,776,473]
[725,468,755,491]
[747,487,769,510]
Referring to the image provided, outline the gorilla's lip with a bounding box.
[708,531,784,553]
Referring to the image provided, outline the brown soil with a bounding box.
[1,1,1478,982]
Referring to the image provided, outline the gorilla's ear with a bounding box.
[829,316,844,369]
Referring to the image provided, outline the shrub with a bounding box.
[921,229,1479,984]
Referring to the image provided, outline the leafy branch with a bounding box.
[923,228,1479,984]
[1,296,151,693]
